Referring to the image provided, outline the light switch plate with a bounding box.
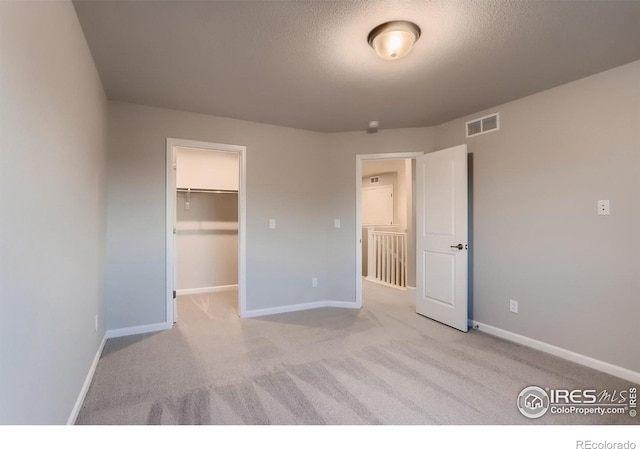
[597,200,610,216]
[269,219,276,229]
[334,219,341,228]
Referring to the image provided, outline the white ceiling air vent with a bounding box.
[370,176,379,184]
[466,112,500,138]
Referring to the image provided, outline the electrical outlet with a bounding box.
[509,300,518,314]
[334,219,341,228]
[95,314,98,332]
[597,200,610,216]
[312,277,318,287]
[269,219,276,229]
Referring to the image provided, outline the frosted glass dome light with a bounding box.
[368,21,421,60]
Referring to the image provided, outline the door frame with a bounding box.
[355,152,423,307]
[166,138,247,324]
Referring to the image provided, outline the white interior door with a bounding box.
[416,144,468,332]
[362,185,394,226]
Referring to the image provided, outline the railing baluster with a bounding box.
[388,235,392,285]
[378,234,382,282]
[400,236,404,287]
[367,230,407,290]
[377,234,381,281]
[386,235,390,283]
[403,234,407,287]
[392,235,397,286]
[395,235,399,286]
[382,234,386,282]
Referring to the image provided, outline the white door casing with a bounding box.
[416,145,468,332]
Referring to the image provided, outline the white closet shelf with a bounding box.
[176,187,238,194]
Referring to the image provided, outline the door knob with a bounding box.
[450,244,464,250]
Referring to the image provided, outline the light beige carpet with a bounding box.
[77,281,637,424]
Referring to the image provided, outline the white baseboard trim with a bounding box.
[326,300,361,309]
[244,300,361,319]
[177,284,238,296]
[105,322,172,339]
[67,334,107,425]
[471,320,640,384]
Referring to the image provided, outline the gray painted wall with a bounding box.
[433,60,640,372]
[0,2,108,423]
[105,102,335,329]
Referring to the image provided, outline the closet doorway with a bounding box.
[166,138,247,324]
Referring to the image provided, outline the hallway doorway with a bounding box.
[355,152,421,307]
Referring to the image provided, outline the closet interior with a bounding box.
[175,147,239,313]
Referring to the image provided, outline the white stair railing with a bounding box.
[366,228,407,289]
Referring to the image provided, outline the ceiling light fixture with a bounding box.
[368,20,421,60]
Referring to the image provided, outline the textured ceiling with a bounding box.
[73,1,640,133]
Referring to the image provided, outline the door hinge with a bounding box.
[173,290,176,299]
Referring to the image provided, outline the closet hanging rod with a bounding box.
[176,187,238,194]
